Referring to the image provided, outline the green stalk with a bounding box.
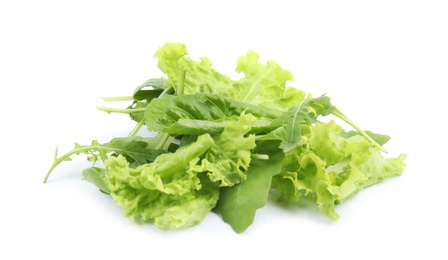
[128,118,145,137]
[101,96,134,102]
[332,107,387,153]
[160,86,174,96]
[43,145,115,183]
[176,68,186,95]
[96,106,146,114]
[251,154,269,160]
[156,133,171,150]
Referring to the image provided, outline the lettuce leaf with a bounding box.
[192,113,257,187]
[154,42,307,111]
[272,120,407,220]
[103,134,219,229]
[154,42,234,95]
[96,114,259,228]
[233,51,307,111]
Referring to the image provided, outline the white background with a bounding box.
[1,0,447,259]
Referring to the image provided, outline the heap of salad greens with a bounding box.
[44,42,406,233]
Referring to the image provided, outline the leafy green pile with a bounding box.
[44,42,406,233]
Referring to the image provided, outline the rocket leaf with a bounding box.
[218,141,284,233]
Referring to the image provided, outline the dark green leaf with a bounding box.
[128,100,147,122]
[217,141,284,233]
[270,100,315,152]
[145,93,282,135]
[308,95,335,116]
[107,136,168,165]
[133,89,164,102]
[134,77,167,92]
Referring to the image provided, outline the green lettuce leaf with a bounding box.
[233,51,306,111]
[192,113,257,187]
[100,118,259,229]
[103,134,219,229]
[154,42,307,111]
[82,167,109,194]
[308,120,348,165]
[272,120,407,220]
[154,42,234,95]
[333,136,407,203]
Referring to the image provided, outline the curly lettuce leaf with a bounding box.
[154,42,234,95]
[192,113,257,187]
[103,134,219,229]
[308,120,348,165]
[154,42,306,111]
[272,120,406,220]
[98,116,259,229]
[233,51,307,111]
[334,136,407,203]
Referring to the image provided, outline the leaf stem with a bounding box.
[160,86,174,97]
[332,107,387,153]
[43,146,110,183]
[96,106,146,114]
[101,96,134,102]
[128,118,145,137]
[251,154,269,160]
[176,68,186,95]
[156,133,171,150]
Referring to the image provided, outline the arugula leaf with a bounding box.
[272,101,312,152]
[307,94,335,116]
[269,96,327,152]
[145,93,282,135]
[127,100,148,123]
[106,136,168,166]
[134,77,167,93]
[218,141,284,233]
[124,78,167,122]
[43,135,171,183]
